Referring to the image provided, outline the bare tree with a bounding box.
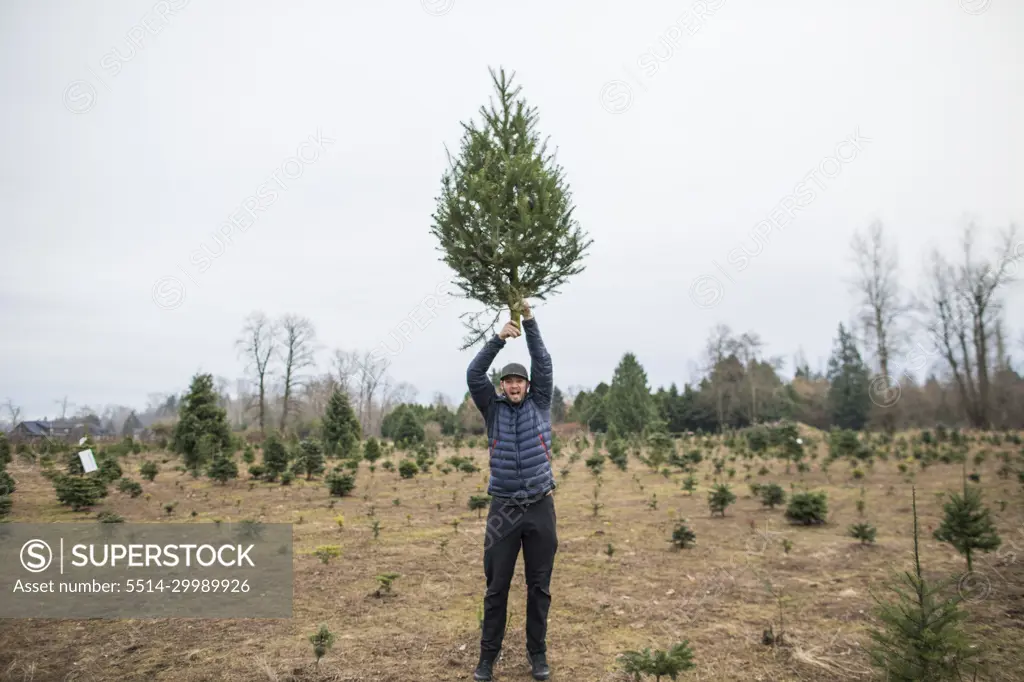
[355,350,390,434]
[702,324,735,429]
[332,350,365,399]
[303,373,338,422]
[3,399,22,427]
[236,312,277,434]
[277,314,318,432]
[920,224,1017,428]
[380,378,418,431]
[850,220,908,383]
[54,396,73,420]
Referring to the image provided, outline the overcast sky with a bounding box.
[2,0,1022,421]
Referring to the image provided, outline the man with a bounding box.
[466,299,557,682]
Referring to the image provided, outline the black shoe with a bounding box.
[527,651,550,680]
[473,655,495,681]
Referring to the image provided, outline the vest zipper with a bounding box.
[514,408,522,486]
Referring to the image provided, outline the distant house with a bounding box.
[8,420,52,442]
[8,417,113,443]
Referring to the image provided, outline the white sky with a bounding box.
[2,0,1022,420]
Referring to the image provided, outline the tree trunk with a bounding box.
[258,375,266,434]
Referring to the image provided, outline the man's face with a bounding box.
[501,376,529,404]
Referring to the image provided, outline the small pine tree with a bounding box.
[374,572,400,597]
[398,459,419,479]
[681,474,697,495]
[933,482,1001,572]
[172,373,232,471]
[314,545,341,564]
[207,451,239,484]
[309,624,335,665]
[785,491,828,525]
[261,433,290,480]
[759,483,786,509]
[54,474,104,511]
[363,436,382,463]
[326,471,356,497]
[868,487,980,681]
[849,522,877,545]
[671,522,696,549]
[0,469,17,497]
[0,432,11,469]
[620,641,696,681]
[607,438,628,471]
[708,483,736,517]
[323,389,361,458]
[139,460,158,481]
[296,439,326,480]
[468,494,490,519]
[117,477,143,497]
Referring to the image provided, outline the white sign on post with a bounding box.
[78,449,98,473]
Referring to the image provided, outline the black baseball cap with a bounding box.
[499,362,529,381]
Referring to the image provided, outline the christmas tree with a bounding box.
[868,487,979,681]
[430,66,591,347]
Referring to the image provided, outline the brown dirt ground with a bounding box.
[1,435,1022,682]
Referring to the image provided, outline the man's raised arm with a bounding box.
[523,315,552,412]
[467,334,506,417]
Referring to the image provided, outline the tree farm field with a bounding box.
[1,429,1023,682]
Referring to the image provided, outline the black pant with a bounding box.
[480,493,558,658]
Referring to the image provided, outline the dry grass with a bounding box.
[1,434,1022,681]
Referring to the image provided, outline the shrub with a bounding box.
[708,483,736,517]
[681,474,697,495]
[759,483,786,509]
[785,491,828,525]
[849,522,877,545]
[585,452,605,475]
[280,470,294,486]
[671,522,696,549]
[247,464,265,479]
[0,495,11,517]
